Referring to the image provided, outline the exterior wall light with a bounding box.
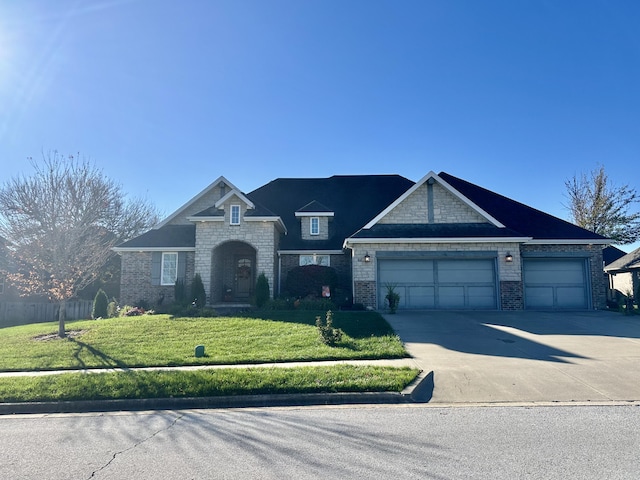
[505,253,514,263]
[364,253,371,263]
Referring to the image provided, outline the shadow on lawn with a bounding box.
[248,310,396,340]
[69,338,129,370]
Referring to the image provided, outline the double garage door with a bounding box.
[378,258,497,310]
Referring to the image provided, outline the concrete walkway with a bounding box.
[383,310,640,404]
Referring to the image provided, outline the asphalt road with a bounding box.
[2,404,639,479]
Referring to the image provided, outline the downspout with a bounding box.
[277,252,282,297]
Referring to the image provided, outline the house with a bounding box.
[114,171,610,310]
[605,246,640,300]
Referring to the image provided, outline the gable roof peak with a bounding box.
[155,175,241,228]
[363,171,504,229]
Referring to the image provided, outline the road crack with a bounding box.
[86,413,184,479]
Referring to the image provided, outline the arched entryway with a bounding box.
[211,241,257,303]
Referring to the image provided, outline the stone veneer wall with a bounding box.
[119,251,195,307]
[300,216,330,240]
[378,183,486,224]
[194,199,279,301]
[521,244,606,310]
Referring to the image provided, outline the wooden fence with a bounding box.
[0,300,93,328]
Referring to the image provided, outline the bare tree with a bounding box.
[565,166,640,245]
[0,151,160,337]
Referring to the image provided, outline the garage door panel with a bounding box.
[556,287,587,308]
[407,286,435,308]
[439,286,465,308]
[438,260,495,282]
[524,286,554,308]
[468,286,497,308]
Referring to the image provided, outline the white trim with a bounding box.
[295,211,334,217]
[363,171,505,229]
[230,204,241,225]
[113,247,195,252]
[310,217,320,236]
[187,216,224,222]
[155,176,239,228]
[278,250,344,255]
[526,239,611,245]
[215,190,255,209]
[344,236,531,247]
[161,252,178,286]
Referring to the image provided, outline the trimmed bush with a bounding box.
[92,289,109,319]
[255,272,270,308]
[285,265,338,299]
[191,273,207,308]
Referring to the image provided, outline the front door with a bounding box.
[235,257,253,301]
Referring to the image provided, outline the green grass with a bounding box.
[0,311,406,371]
[0,365,419,403]
[0,311,417,403]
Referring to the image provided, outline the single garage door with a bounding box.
[378,258,497,310]
[523,258,589,309]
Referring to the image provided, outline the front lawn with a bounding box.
[0,311,407,371]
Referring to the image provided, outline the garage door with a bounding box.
[378,258,497,310]
[523,258,589,309]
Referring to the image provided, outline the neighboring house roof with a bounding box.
[115,225,196,250]
[603,246,628,266]
[248,175,415,250]
[438,172,609,242]
[604,247,640,273]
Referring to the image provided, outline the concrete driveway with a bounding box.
[383,310,640,404]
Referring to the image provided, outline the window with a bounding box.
[299,254,330,266]
[0,275,4,294]
[310,217,319,235]
[230,205,241,225]
[161,252,178,285]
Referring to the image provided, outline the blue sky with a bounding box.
[1,0,639,251]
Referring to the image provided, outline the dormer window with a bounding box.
[310,217,319,235]
[230,205,241,225]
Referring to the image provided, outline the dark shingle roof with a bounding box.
[116,225,195,249]
[296,200,333,214]
[248,175,415,250]
[351,223,524,240]
[438,172,608,241]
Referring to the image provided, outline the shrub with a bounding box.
[191,273,207,308]
[316,310,343,346]
[107,301,119,318]
[174,279,187,305]
[295,298,336,311]
[92,289,109,319]
[384,283,400,314]
[285,265,338,299]
[255,272,270,308]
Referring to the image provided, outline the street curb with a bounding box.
[0,370,435,415]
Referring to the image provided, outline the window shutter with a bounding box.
[151,252,161,285]
[178,252,187,281]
